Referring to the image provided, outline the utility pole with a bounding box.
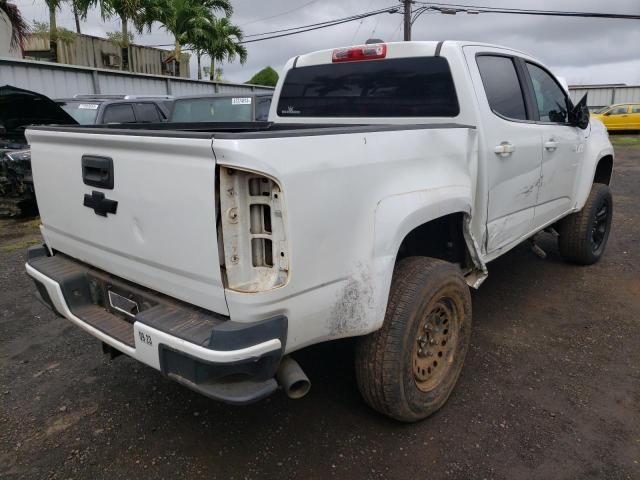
[403,0,412,41]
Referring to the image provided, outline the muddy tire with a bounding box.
[355,257,472,422]
[558,183,613,265]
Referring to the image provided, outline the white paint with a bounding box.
[26,40,614,358]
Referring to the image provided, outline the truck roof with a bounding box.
[291,40,532,69]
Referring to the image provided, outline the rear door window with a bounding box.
[102,104,136,124]
[476,55,527,120]
[277,57,459,117]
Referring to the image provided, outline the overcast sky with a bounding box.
[11,0,640,85]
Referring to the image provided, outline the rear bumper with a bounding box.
[26,246,287,405]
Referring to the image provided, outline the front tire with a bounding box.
[558,183,613,265]
[355,257,472,422]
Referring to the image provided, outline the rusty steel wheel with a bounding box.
[355,256,472,422]
[412,295,460,393]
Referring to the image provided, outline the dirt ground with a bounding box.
[1,140,639,480]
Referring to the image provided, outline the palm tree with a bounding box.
[69,0,83,33]
[155,0,232,59]
[0,0,29,53]
[82,0,158,71]
[44,0,62,62]
[206,17,247,82]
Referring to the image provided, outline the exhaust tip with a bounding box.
[276,356,311,399]
[286,378,311,399]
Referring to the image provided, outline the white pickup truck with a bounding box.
[25,41,614,422]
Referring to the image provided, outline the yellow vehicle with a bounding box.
[591,103,640,130]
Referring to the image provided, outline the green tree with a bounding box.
[81,0,159,71]
[106,29,133,47]
[43,0,62,62]
[155,0,232,59]
[247,66,278,87]
[32,20,76,44]
[0,0,29,52]
[205,16,246,81]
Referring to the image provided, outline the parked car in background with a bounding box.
[1,91,173,216]
[0,85,77,216]
[591,103,640,131]
[169,93,272,123]
[57,94,173,125]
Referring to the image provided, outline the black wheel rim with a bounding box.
[591,198,610,253]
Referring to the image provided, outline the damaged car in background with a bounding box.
[0,85,78,216]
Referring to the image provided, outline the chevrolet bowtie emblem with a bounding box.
[83,190,118,217]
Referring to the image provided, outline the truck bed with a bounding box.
[28,121,475,139]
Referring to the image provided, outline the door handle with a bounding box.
[544,140,558,151]
[494,142,515,157]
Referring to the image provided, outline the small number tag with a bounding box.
[138,330,152,346]
[232,97,251,105]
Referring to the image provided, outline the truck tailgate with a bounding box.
[26,129,228,315]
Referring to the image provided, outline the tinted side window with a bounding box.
[135,103,162,122]
[102,104,136,123]
[278,57,459,117]
[631,106,640,113]
[477,55,527,120]
[255,97,272,121]
[526,63,569,123]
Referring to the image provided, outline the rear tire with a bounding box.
[355,257,472,422]
[558,183,613,265]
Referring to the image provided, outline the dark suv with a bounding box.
[56,95,173,125]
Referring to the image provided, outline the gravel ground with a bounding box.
[1,142,639,480]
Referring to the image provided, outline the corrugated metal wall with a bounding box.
[23,34,190,77]
[568,85,640,110]
[0,57,274,99]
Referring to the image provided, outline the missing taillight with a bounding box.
[219,167,289,292]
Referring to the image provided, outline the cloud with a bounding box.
[12,0,640,85]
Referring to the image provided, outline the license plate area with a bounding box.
[108,290,139,318]
[87,273,158,322]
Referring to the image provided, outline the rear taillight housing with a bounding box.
[332,43,387,63]
[218,167,289,292]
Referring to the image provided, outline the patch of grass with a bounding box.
[0,238,41,252]
[609,135,640,146]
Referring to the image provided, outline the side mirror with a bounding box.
[569,93,589,129]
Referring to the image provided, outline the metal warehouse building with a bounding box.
[0,57,273,98]
[568,84,640,111]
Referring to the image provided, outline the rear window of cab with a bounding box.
[277,56,459,118]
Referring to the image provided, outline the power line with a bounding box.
[239,0,320,28]
[240,7,400,44]
[144,6,398,47]
[412,2,640,20]
[244,6,398,38]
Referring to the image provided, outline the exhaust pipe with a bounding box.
[276,356,311,399]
